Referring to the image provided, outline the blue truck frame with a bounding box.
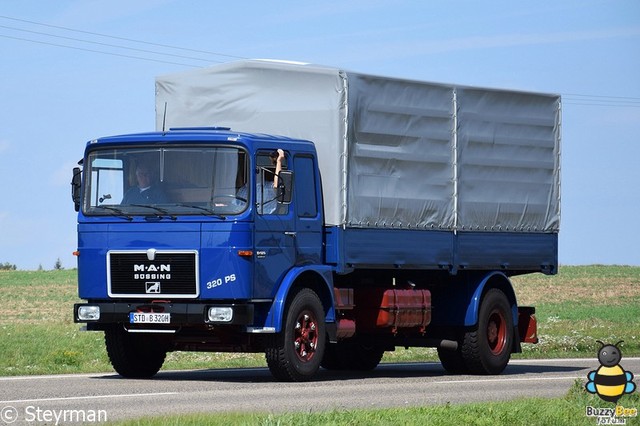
[73,127,552,381]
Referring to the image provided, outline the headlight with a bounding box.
[208,307,233,322]
[77,305,100,321]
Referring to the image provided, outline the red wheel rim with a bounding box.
[487,308,507,355]
[293,310,318,362]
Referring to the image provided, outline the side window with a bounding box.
[88,158,124,207]
[256,150,289,215]
[295,155,317,218]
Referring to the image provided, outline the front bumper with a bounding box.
[74,301,254,327]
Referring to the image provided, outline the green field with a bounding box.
[1,266,639,424]
[1,266,638,375]
[513,265,640,358]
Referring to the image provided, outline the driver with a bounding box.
[122,163,168,204]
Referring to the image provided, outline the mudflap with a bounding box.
[518,306,538,344]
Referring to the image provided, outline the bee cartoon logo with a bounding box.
[586,340,636,403]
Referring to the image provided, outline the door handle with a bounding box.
[284,231,297,238]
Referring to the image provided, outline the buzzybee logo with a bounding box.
[584,341,638,424]
[586,341,636,403]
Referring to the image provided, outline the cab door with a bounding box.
[253,150,296,298]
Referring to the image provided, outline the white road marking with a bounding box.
[509,357,640,363]
[435,375,583,385]
[0,392,178,404]
[0,358,632,383]
[0,372,106,381]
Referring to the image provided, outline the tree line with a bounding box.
[0,258,65,271]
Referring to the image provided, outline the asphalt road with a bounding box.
[1,358,638,424]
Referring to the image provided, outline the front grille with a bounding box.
[108,250,199,298]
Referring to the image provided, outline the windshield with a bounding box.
[83,146,249,217]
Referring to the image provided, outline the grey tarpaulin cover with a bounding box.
[156,60,561,233]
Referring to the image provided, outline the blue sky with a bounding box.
[0,0,638,269]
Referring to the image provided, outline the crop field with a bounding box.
[513,265,640,358]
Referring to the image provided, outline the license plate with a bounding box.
[129,313,171,324]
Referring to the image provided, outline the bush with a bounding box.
[0,262,17,271]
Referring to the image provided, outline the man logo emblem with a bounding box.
[146,282,161,293]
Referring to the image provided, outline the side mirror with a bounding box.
[277,170,293,204]
[71,167,82,212]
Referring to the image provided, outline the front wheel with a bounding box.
[104,325,167,378]
[461,288,514,375]
[266,288,326,382]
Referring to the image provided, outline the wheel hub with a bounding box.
[293,311,318,362]
[487,309,507,355]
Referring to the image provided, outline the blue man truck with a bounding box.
[72,60,560,381]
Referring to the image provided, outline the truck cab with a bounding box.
[73,127,332,381]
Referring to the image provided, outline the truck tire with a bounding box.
[346,343,385,371]
[437,346,468,374]
[321,342,349,370]
[266,288,326,382]
[321,341,385,371]
[461,288,513,375]
[104,325,167,379]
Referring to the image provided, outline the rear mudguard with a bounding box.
[464,271,518,327]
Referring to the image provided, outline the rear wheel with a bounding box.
[437,346,468,374]
[266,288,326,382]
[321,341,385,371]
[461,288,514,375]
[320,342,349,370]
[347,343,385,371]
[104,325,167,378]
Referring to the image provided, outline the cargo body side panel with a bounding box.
[324,226,557,274]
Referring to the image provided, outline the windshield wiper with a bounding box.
[174,203,226,220]
[129,204,177,220]
[92,205,133,221]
